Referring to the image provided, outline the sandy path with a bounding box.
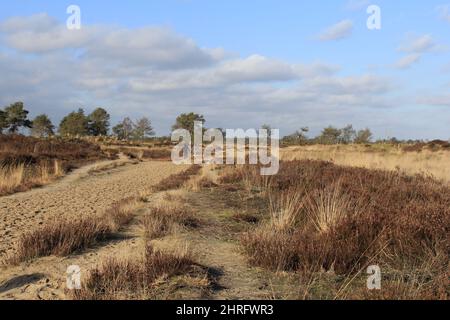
[0,160,185,260]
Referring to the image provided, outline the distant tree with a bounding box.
[3,102,32,133]
[133,117,155,140]
[340,125,356,144]
[172,113,205,137]
[31,114,55,138]
[260,124,272,137]
[354,128,373,144]
[112,117,134,140]
[282,127,310,146]
[0,109,7,134]
[59,109,89,136]
[88,108,110,136]
[317,126,342,145]
[112,123,125,140]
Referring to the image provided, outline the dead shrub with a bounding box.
[105,197,140,231]
[142,204,199,240]
[235,160,449,298]
[11,217,111,263]
[72,244,194,300]
[152,165,202,192]
[10,198,140,263]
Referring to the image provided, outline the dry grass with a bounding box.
[0,163,24,194]
[0,134,108,166]
[142,203,199,240]
[107,146,172,161]
[9,197,142,264]
[152,165,202,192]
[0,160,65,196]
[268,186,305,230]
[305,182,352,234]
[0,134,108,196]
[224,160,449,299]
[281,145,450,183]
[71,243,195,300]
[87,160,138,175]
[10,217,111,263]
[184,165,218,191]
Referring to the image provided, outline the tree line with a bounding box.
[0,102,207,141]
[282,125,374,145]
[0,102,155,140]
[2,101,414,145]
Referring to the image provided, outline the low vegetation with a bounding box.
[219,160,450,299]
[71,243,196,300]
[281,144,450,183]
[142,203,199,240]
[0,134,109,196]
[152,165,202,192]
[9,198,141,263]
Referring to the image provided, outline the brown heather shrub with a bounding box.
[10,198,141,263]
[142,204,199,240]
[238,160,450,281]
[105,197,140,231]
[72,244,194,300]
[12,217,111,262]
[0,135,109,196]
[152,165,202,192]
[116,147,172,161]
[0,134,107,166]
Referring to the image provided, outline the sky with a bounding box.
[0,0,449,139]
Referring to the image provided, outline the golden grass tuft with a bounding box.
[0,160,65,196]
[0,163,25,194]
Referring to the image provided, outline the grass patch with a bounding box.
[220,160,449,299]
[71,244,196,300]
[142,203,200,240]
[9,198,141,264]
[152,165,202,192]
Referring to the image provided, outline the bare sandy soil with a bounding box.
[0,160,185,261]
[0,161,297,300]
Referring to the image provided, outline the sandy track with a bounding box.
[0,160,185,260]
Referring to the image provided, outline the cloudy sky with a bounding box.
[0,0,449,139]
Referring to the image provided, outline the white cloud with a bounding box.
[417,94,450,107]
[437,5,450,23]
[215,55,297,82]
[0,13,427,138]
[395,53,422,69]
[318,20,353,41]
[395,34,446,71]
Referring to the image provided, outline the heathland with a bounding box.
[0,132,448,300]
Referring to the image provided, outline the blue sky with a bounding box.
[0,0,449,139]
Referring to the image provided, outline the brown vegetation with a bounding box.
[142,203,199,240]
[71,244,196,300]
[220,160,450,299]
[152,165,202,192]
[0,135,109,195]
[9,198,140,263]
[281,144,450,183]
